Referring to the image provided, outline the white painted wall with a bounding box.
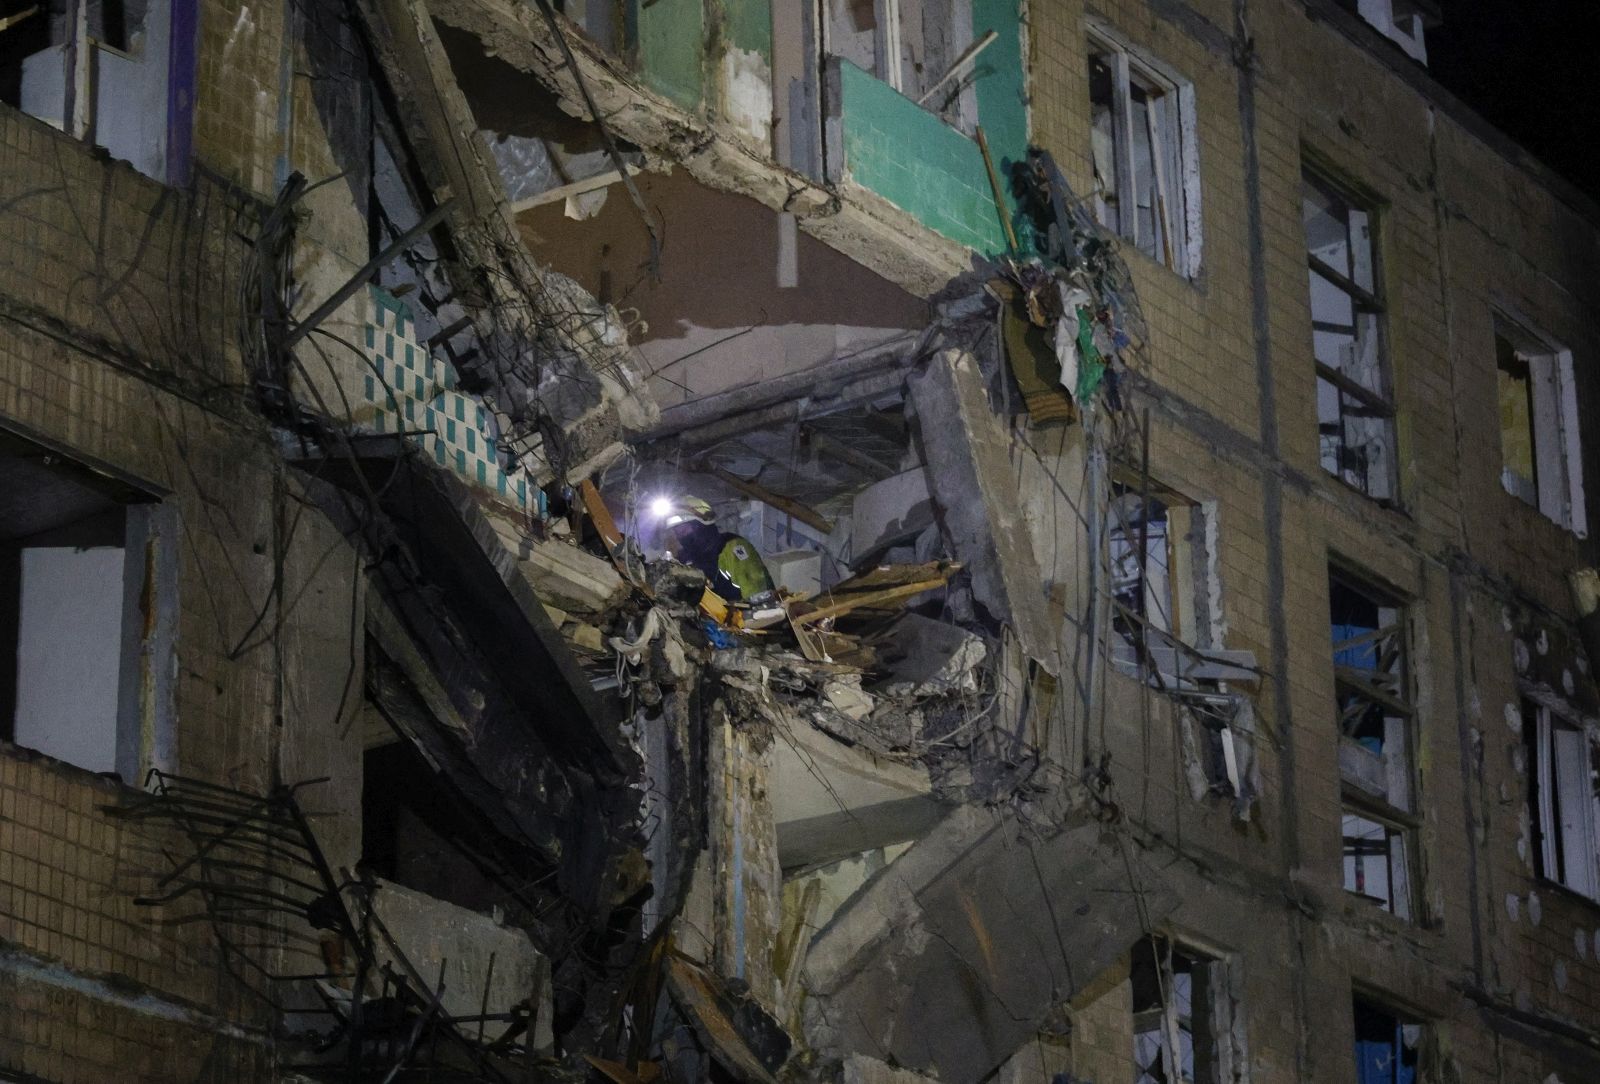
[13,545,126,774]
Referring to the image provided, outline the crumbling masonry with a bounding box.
[2,0,1600,1082]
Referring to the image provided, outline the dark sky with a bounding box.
[1427,0,1600,202]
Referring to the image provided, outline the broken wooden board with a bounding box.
[665,954,787,1084]
[789,563,959,627]
[699,464,834,534]
[583,1056,661,1084]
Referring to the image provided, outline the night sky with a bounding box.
[1427,0,1600,202]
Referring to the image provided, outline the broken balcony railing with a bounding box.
[109,771,533,1082]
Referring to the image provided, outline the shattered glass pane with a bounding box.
[1330,572,1411,809]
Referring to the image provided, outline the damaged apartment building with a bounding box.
[4,0,1600,1081]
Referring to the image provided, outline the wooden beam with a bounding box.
[790,577,948,625]
[702,466,833,534]
[509,165,645,215]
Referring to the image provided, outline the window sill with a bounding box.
[1529,875,1600,917]
[1319,465,1412,523]
[1103,229,1202,290]
[1499,484,1586,540]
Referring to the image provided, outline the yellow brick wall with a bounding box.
[1026,0,1600,1079]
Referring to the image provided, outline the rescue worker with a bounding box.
[660,496,775,606]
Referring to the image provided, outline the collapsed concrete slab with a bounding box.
[368,878,552,1050]
[909,349,1061,674]
[801,805,1178,1084]
[771,715,944,870]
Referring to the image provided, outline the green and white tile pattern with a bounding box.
[361,286,529,509]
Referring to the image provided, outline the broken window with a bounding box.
[1330,569,1413,812]
[1494,314,1587,534]
[1108,482,1213,647]
[1304,167,1394,501]
[1352,997,1420,1084]
[1087,31,1199,276]
[1331,568,1416,918]
[0,429,172,779]
[0,0,186,182]
[826,0,978,130]
[1130,938,1230,1084]
[1523,699,1600,901]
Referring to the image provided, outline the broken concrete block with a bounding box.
[822,676,875,720]
[770,713,941,869]
[802,804,1178,1084]
[909,350,1059,674]
[874,613,987,698]
[568,623,606,653]
[370,878,551,1051]
[489,517,626,613]
[851,466,935,557]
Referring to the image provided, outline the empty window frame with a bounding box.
[1304,167,1395,501]
[0,430,174,780]
[1109,484,1181,643]
[0,0,194,183]
[823,0,977,130]
[1088,31,1200,275]
[1352,997,1420,1084]
[1130,937,1233,1084]
[1523,699,1600,900]
[1494,314,1587,534]
[1330,569,1413,813]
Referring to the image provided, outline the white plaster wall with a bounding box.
[13,545,126,774]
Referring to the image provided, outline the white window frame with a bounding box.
[1525,699,1600,901]
[1304,166,1396,502]
[821,0,979,131]
[1086,25,1202,277]
[1493,312,1587,537]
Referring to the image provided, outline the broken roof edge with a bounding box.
[427,0,974,299]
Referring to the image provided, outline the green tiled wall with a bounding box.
[833,0,1027,258]
[362,288,529,510]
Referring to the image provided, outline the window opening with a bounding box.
[1130,937,1228,1084]
[824,0,976,131]
[1494,314,1586,534]
[1087,33,1198,275]
[1352,997,1420,1084]
[1330,569,1412,812]
[1304,168,1394,500]
[1330,567,1415,919]
[1523,698,1600,900]
[0,431,167,779]
[0,0,179,181]
[1341,810,1412,919]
